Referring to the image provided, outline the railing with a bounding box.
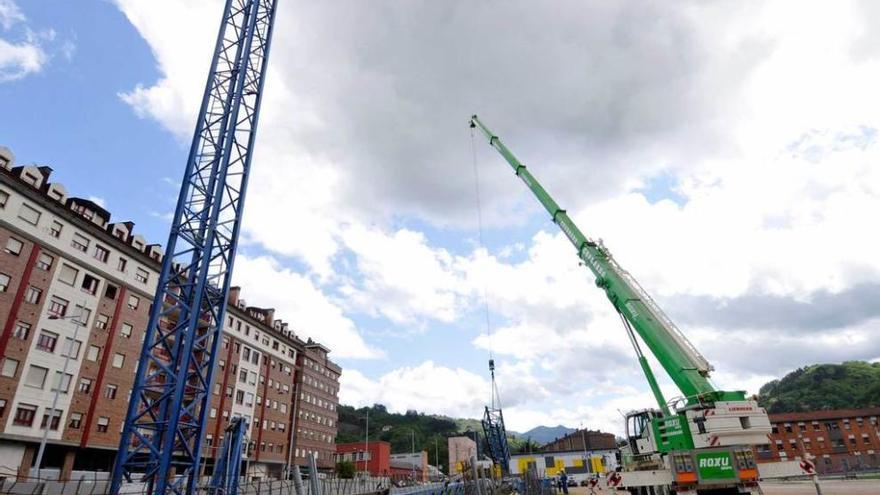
[0,472,495,495]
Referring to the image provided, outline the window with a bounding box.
[11,321,30,340]
[104,284,118,300]
[49,220,62,238]
[248,372,256,385]
[78,378,92,393]
[86,345,100,362]
[25,286,41,304]
[117,257,127,272]
[71,233,89,252]
[0,190,7,208]
[135,268,149,284]
[95,313,109,330]
[112,353,125,368]
[51,372,73,394]
[236,390,245,405]
[251,351,260,365]
[24,365,48,389]
[36,253,53,270]
[58,264,78,286]
[68,412,83,429]
[80,274,99,295]
[48,296,68,317]
[239,369,248,383]
[105,384,118,399]
[61,338,82,359]
[36,330,59,353]
[4,237,22,255]
[1,358,19,377]
[0,273,10,292]
[94,245,109,263]
[243,347,251,361]
[17,204,41,226]
[245,393,254,407]
[120,322,132,338]
[96,416,109,432]
[127,295,139,310]
[13,404,37,426]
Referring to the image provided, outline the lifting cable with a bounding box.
[470,126,502,411]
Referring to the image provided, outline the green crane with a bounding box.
[470,115,772,492]
[470,115,744,411]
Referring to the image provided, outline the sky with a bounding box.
[1,0,879,435]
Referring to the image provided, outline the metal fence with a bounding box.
[0,474,496,495]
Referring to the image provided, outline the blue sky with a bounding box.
[2,0,879,434]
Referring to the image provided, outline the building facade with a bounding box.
[335,441,391,476]
[389,451,428,480]
[540,429,617,454]
[293,340,341,470]
[508,450,618,482]
[0,147,341,480]
[755,407,880,474]
[447,436,476,475]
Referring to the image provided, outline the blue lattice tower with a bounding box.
[208,417,249,495]
[110,1,279,493]
[482,359,511,474]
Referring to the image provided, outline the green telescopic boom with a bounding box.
[470,115,745,408]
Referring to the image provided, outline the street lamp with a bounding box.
[35,306,89,479]
[580,422,588,473]
[392,426,418,482]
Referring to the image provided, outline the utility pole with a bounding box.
[411,429,416,481]
[434,437,439,477]
[364,409,370,475]
[580,422,588,471]
[36,305,88,479]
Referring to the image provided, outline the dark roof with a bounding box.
[68,197,111,223]
[769,407,880,423]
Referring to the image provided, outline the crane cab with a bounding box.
[625,409,662,456]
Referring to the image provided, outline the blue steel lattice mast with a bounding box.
[110,0,278,493]
[482,359,511,474]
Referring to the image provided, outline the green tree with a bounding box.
[758,361,880,413]
[336,460,355,479]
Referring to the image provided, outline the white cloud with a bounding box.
[0,1,72,82]
[231,255,383,360]
[87,195,106,208]
[112,0,880,431]
[0,0,24,30]
[339,225,470,325]
[0,36,45,81]
[339,362,489,419]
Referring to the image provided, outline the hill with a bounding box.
[758,361,880,413]
[336,404,484,473]
[519,425,576,445]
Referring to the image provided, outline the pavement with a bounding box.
[562,480,879,495]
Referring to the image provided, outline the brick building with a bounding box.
[0,147,340,480]
[335,441,391,476]
[541,428,616,453]
[293,339,341,470]
[755,408,880,474]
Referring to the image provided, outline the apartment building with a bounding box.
[0,146,341,480]
[755,407,880,474]
[293,339,341,470]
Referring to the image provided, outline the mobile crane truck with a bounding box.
[470,115,774,495]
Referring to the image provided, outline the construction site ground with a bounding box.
[566,479,879,495]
